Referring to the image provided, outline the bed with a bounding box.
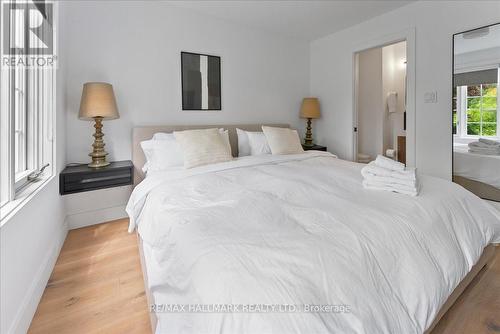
[453,143,500,201]
[128,125,500,334]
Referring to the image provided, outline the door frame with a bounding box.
[351,28,416,167]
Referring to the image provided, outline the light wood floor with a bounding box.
[29,218,500,334]
[28,219,151,334]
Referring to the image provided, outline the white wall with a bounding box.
[357,47,383,160]
[62,1,310,226]
[310,0,500,179]
[0,6,67,333]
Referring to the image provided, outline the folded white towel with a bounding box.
[468,147,500,155]
[478,138,500,146]
[468,141,499,149]
[362,179,419,196]
[363,179,418,192]
[362,161,416,181]
[362,173,417,188]
[361,156,418,196]
[374,154,405,172]
[387,91,397,113]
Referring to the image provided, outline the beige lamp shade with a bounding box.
[78,82,119,120]
[300,97,320,119]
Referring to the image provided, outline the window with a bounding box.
[0,0,56,216]
[454,76,499,139]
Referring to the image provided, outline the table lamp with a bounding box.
[78,82,119,168]
[300,97,320,147]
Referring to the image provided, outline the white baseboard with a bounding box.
[66,205,128,230]
[8,219,68,334]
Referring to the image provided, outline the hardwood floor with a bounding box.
[28,219,151,334]
[29,219,500,334]
[431,245,500,334]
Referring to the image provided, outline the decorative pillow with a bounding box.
[140,139,184,172]
[219,129,231,154]
[154,129,231,155]
[152,132,175,140]
[174,128,233,168]
[246,131,271,156]
[261,126,304,155]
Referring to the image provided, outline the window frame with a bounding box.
[13,65,38,191]
[454,82,499,140]
[0,0,56,221]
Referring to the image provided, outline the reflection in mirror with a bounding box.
[453,23,500,202]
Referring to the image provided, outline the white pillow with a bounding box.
[261,126,304,155]
[154,129,231,155]
[174,128,233,168]
[140,139,184,172]
[236,128,251,157]
[246,131,271,156]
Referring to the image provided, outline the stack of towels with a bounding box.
[468,138,500,155]
[361,155,419,196]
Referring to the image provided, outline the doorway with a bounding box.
[353,40,407,165]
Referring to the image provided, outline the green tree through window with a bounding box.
[463,84,497,136]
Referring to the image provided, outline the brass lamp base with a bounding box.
[303,118,314,147]
[88,117,110,168]
[88,156,110,168]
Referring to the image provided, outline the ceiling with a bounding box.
[168,1,415,41]
[454,23,500,54]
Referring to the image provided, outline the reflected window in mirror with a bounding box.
[452,22,500,202]
[454,79,498,137]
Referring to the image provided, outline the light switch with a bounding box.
[424,91,438,103]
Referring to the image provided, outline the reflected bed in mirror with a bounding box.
[452,22,500,202]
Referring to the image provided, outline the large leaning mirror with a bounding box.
[453,22,500,202]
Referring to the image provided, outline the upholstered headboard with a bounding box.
[132,124,289,185]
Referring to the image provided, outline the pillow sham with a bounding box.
[246,131,271,156]
[152,132,175,141]
[154,129,231,154]
[174,128,233,168]
[261,126,304,155]
[219,129,231,154]
[140,138,184,172]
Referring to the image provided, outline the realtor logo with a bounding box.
[1,0,56,68]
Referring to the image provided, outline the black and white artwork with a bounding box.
[181,52,221,110]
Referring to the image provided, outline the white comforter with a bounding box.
[126,152,500,334]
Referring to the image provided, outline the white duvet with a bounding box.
[126,152,500,334]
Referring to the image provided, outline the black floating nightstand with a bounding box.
[59,160,133,195]
[302,144,327,152]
